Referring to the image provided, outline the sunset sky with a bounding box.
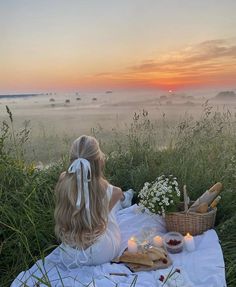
[1,0,236,93]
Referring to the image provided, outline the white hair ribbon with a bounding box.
[68,158,92,226]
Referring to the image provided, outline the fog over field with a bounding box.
[1,89,236,132]
[0,89,236,163]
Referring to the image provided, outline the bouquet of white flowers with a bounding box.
[138,175,181,216]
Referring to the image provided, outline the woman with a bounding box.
[54,135,133,267]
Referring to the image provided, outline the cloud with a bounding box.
[94,72,113,77]
[129,38,236,74]
[89,38,236,89]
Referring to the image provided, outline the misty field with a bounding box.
[0,96,236,286]
[1,90,235,163]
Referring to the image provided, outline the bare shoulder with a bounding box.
[112,186,123,200]
[108,185,123,210]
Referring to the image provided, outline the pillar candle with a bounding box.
[128,237,138,253]
[184,233,195,252]
[153,235,163,247]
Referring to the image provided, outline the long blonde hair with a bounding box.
[54,135,109,248]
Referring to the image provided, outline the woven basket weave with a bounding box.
[165,188,217,236]
[165,206,216,236]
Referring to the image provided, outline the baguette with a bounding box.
[188,182,223,212]
[196,202,208,213]
[209,182,223,193]
[117,251,154,267]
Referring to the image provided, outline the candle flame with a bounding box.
[130,236,136,241]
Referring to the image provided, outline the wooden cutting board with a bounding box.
[112,247,172,272]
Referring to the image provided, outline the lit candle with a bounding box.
[128,237,138,253]
[184,233,195,252]
[153,235,163,247]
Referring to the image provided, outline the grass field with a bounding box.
[0,104,236,286]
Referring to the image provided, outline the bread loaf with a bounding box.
[196,202,208,213]
[188,182,222,212]
[210,196,221,209]
[117,251,154,267]
[208,182,223,193]
[147,247,167,261]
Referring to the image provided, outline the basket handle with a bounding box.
[183,185,189,213]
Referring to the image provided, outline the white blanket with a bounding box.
[11,205,226,287]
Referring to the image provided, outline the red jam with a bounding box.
[167,239,181,246]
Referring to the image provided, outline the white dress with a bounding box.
[58,184,121,267]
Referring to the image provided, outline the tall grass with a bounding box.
[0,104,236,286]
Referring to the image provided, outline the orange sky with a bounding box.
[1,1,236,93]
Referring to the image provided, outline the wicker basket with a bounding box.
[165,188,217,236]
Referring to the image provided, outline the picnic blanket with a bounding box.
[11,205,226,287]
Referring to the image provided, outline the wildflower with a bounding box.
[175,268,181,273]
[159,267,181,286]
[138,175,180,216]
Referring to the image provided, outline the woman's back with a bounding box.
[54,135,123,267]
[59,184,121,267]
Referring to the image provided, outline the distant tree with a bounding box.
[215,91,236,100]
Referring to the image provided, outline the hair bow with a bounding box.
[68,158,92,226]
